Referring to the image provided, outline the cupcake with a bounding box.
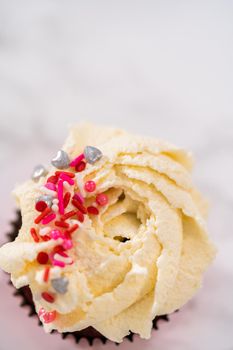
[0,123,216,344]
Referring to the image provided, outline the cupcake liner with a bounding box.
[7,210,170,345]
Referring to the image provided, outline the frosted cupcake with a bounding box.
[0,123,216,343]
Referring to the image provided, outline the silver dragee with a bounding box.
[84,146,102,164]
[51,277,69,294]
[31,165,48,182]
[51,150,70,169]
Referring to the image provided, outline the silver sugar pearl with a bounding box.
[84,146,102,164]
[51,150,70,169]
[35,195,53,207]
[51,277,69,294]
[31,164,48,182]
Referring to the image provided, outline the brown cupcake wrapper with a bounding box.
[7,210,170,345]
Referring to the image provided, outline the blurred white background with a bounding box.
[0,1,232,349]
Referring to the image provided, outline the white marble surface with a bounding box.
[0,1,233,349]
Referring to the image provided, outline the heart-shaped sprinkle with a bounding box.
[51,277,69,294]
[51,150,70,169]
[36,195,53,207]
[84,146,102,164]
[31,165,48,181]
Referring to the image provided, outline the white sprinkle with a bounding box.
[52,198,59,204]
[52,204,59,213]
[54,253,73,265]
[40,186,57,197]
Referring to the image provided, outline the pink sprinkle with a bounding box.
[57,179,64,215]
[96,193,108,206]
[52,259,65,268]
[60,173,75,185]
[50,229,64,240]
[45,182,57,191]
[84,180,96,193]
[42,212,56,225]
[70,153,85,167]
[73,192,84,204]
[62,239,73,250]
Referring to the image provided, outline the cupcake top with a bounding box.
[0,123,216,342]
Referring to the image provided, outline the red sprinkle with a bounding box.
[71,199,87,214]
[75,161,86,172]
[47,175,58,184]
[60,210,76,221]
[84,180,96,193]
[55,171,75,178]
[34,207,52,224]
[37,252,49,265]
[63,192,71,208]
[43,267,50,282]
[87,206,99,215]
[30,228,39,242]
[41,235,51,241]
[55,221,70,228]
[65,224,79,235]
[41,292,55,303]
[96,193,108,206]
[69,153,84,167]
[35,200,47,212]
[76,211,84,223]
[39,308,57,323]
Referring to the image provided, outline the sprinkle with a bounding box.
[60,210,76,221]
[51,150,70,169]
[30,228,39,242]
[45,182,57,191]
[37,252,49,265]
[31,164,48,182]
[51,259,65,268]
[84,146,102,164]
[75,161,86,172]
[52,198,59,204]
[84,180,96,193]
[57,179,64,215]
[40,186,57,197]
[96,193,109,206]
[39,227,51,237]
[73,192,84,204]
[35,200,47,212]
[76,211,84,223]
[69,153,84,168]
[87,206,99,215]
[39,308,57,323]
[36,195,53,207]
[51,204,59,213]
[65,224,79,235]
[42,212,56,225]
[71,198,87,214]
[59,173,75,185]
[50,229,64,240]
[41,292,55,303]
[51,277,69,294]
[47,175,58,184]
[62,239,73,250]
[63,192,71,208]
[63,181,71,191]
[54,253,73,265]
[55,221,69,228]
[43,267,50,282]
[34,207,52,224]
[55,171,75,178]
[41,235,51,241]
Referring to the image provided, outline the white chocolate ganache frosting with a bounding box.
[0,123,216,342]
